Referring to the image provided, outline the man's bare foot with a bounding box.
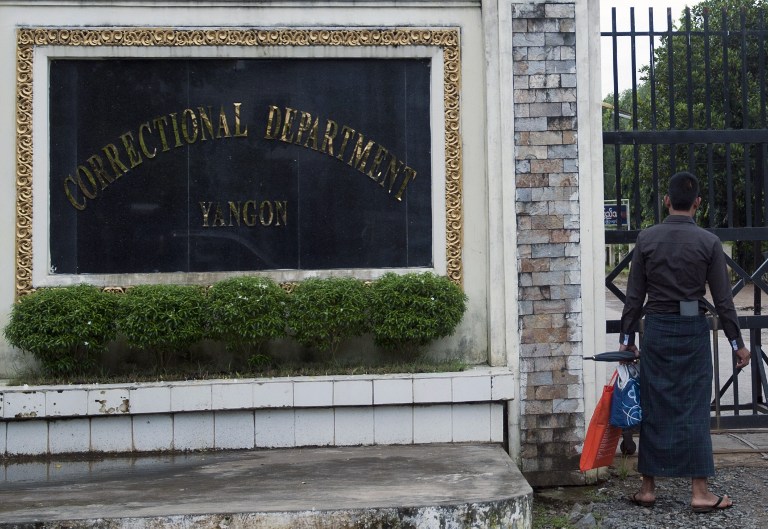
[630,491,655,508]
[691,493,733,513]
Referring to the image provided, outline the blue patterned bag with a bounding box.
[610,364,642,429]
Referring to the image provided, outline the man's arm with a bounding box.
[619,242,647,350]
[707,238,749,369]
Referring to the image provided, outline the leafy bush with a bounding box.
[116,285,207,369]
[207,276,288,360]
[370,272,467,357]
[4,285,118,377]
[287,277,370,358]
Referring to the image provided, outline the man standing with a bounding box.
[618,171,750,513]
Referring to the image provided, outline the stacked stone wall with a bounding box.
[512,1,584,486]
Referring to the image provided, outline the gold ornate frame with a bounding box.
[15,28,462,298]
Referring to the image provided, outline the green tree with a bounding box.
[605,0,768,243]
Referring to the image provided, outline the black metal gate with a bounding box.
[602,5,768,428]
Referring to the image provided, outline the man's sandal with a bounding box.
[691,495,733,513]
[630,492,655,508]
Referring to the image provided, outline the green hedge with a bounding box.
[4,284,118,376]
[115,285,208,369]
[207,276,288,363]
[4,273,467,376]
[371,272,467,358]
[286,277,370,358]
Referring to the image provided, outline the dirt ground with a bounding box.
[534,447,768,529]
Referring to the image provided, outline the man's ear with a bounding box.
[663,195,671,208]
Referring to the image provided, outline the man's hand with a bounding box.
[618,343,639,364]
[735,346,751,369]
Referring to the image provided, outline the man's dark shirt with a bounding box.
[620,214,745,351]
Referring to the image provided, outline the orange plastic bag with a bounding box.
[580,370,622,472]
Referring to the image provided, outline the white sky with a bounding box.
[600,0,700,95]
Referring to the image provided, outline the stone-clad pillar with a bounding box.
[511,1,585,486]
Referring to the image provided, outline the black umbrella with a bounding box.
[584,350,637,362]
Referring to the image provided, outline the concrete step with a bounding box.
[0,443,533,528]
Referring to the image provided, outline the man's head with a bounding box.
[667,171,700,211]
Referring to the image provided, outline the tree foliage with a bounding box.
[605,0,768,244]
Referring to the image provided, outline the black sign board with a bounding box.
[48,58,432,274]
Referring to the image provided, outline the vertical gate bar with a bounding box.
[612,8,624,228]
[739,7,766,415]
[741,10,751,229]
[740,9,749,133]
[668,8,677,175]
[755,341,768,410]
[631,8,641,229]
[761,143,768,411]
[704,8,712,129]
[721,6,733,269]
[754,144,765,413]
[685,8,695,171]
[649,8,660,222]
[703,9,722,228]
[713,318,721,428]
[760,11,767,129]
[755,142,768,226]
[722,8,732,131]
[724,143,731,228]
[707,143,715,227]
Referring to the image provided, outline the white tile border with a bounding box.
[0,368,512,419]
[0,368,512,456]
[4,390,45,419]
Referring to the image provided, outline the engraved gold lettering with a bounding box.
[64,175,86,210]
[168,112,184,148]
[380,156,403,192]
[198,199,285,227]
[259,201,274,226]
[152,116,171,152]
[265,105,282,140]
[243,200,257,226]
[87,154,114,189]
[197,106,215,141]
[76,165,98,200]
[395,166,417,200]
[321,119,338,156]
[233,102,248,137]
[211,202,225,227]
[294,111,313,145]
[102,143,129,178]
[275,200,287,226]
[335,125,356,161]
[260,105,417,203]
[217,105,232,138]
[305,117,320,151]
[280,107,298,143]
[120,131,143,169]
[199,201,213,227]
[366,146,389,181]
[348,134,375,173]
[138,122,157,159]
[228,201,241,227]
[63,103,251,211]
[182,109,199,144]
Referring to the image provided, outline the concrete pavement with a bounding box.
[0,443,533,528]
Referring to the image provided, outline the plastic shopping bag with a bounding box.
[609,364,642,429]
[580,370,622,472]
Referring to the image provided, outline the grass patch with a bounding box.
[5,358,469,386]
[532,502,576,529]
